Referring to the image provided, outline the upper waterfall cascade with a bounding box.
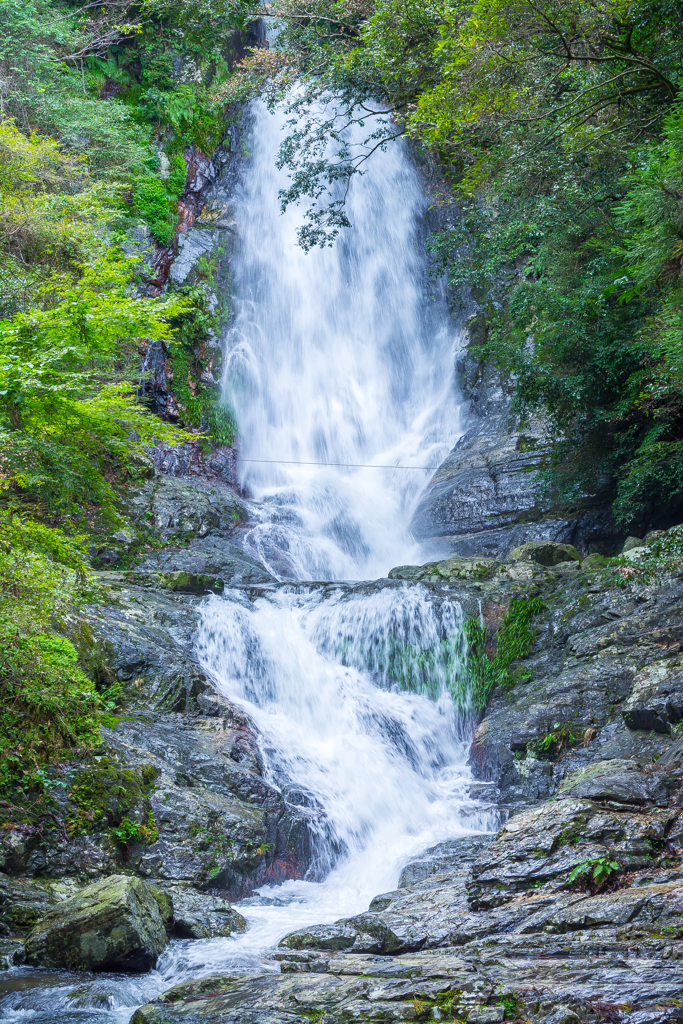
[223,100,465,582]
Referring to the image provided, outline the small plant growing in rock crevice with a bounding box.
[568,856,620,892]
[463,596,546,709]
[527,723,578,760]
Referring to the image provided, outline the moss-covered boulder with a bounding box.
[24,875,170,973]
[508,540,581,565]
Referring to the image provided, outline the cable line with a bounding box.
[235,458,429,470]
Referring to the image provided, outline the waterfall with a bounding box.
[223,99,465,581]
[186,99,492,959]
[0,100,492,1024]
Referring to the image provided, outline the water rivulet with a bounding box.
[0,102,493,1023]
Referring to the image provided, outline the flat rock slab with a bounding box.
[24,875,170,973]
[129,945,683,1023]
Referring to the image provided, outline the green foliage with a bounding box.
[67,758,159,836]
[568,856,620,888]
[166,281,237,444]
[266,0,683,528]
[132,158,187,245]
[528,723,578,760]
[0,510,102,800]
[463,597,546,709]
[497,992,523,1018]
[607,524,683,586]
[110,813,160,847]
[461,619,499,711]
[0,248,191,522]
[0,0,251,823]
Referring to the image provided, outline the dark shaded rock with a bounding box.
[0,876,66,934]
[101,711,315,898]
[508,541,581,565]
[622,655,683,733]
[409,350,618,557]
[24,875,169,972]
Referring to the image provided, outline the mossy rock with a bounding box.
[24,875,170,972]
[508,541,581,566]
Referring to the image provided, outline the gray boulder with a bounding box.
[135,534,275,587]
[557,759,673,807]
[127,476,247,541]
[24,875,170,972]
[160,883,247,938]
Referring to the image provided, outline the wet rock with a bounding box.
[469,574,683,804]
[129,943,683,1024]
[398,834,494,886]
[518,881,683,936]
[389,555,501,582]
[622,655,683,733]
[557,759,674,806]
[508,540,581,565]
[469,1008,504,1023]
[101,711,315,898]
[409,350,617,557]
[169,228,219,286]
[82,573,213,713]
[3,575,314,895]
[127,476,247,542]
[135,534,275,587]
[158,882,247,938]
[468,798,676,904]
[0,876,62,934]
[24,875,169,972]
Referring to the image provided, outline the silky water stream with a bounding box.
[0,100,497,1022]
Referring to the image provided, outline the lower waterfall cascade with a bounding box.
[0,100,496,1024]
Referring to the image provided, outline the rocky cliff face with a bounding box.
[129,537,683,1024]
[411,319,619,558]
[0,474,315,939]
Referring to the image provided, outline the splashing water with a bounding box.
[0,101,495,1024]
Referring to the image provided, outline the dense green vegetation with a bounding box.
[233,0,683,531]
[0,0,254,802]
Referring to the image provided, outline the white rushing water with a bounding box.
[0,100,494,1024]
[224,99,465,581]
